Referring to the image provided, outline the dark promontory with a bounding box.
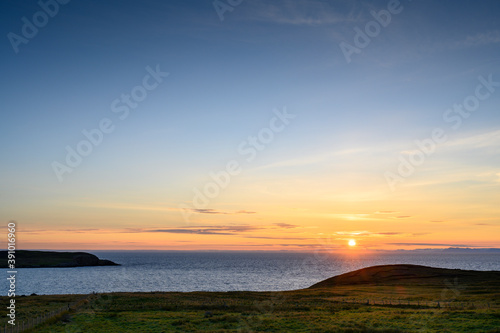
[1,250,119,268]
[309,264,500,288]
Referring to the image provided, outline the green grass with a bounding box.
[3,265,499,332]
[2,287,498,332]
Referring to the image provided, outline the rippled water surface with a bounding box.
[6,251,500,295]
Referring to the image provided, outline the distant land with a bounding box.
[388,247,500,253]
[0,250,119,268]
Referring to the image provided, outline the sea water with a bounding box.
[5,251,500,295]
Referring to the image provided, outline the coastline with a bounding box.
[0,250,119,268]
[2,264,499,332]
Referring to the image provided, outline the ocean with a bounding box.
[6,251,500,295]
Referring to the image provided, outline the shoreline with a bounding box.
[0,250,119,268]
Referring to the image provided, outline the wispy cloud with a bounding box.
[328,213,381,222]
[149,225,259,235]
[447,31,500,49]
[23,223,302,238]
[444,129,500,150]
[399,130,500,158]
[274,223,298,229]
[387,242,477,247]
[244,235,313,240]
[334,231,426,238]
[255,148,367,171]
[399,130,500,188]
[140,222,300,237]
[241,0,361,26]
[335,231,400,237]
[328,211,413,222]
[21,228,112,234]
[410,30,500,58]
[191,209,227,214]
[190,209,257,215]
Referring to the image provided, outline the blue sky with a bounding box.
[1,0,499,250]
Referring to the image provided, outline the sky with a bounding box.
[1,0,499,251]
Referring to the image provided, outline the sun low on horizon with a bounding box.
[1,0,499,252]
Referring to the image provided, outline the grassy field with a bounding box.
[2,265,499,332]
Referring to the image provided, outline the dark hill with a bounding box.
[309,264,500,288]
[1,250,119,268]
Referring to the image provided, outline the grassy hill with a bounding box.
[309,264,500,288]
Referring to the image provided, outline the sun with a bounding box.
[348,239,356,247]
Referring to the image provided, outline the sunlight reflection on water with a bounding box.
[7,251,500,295]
